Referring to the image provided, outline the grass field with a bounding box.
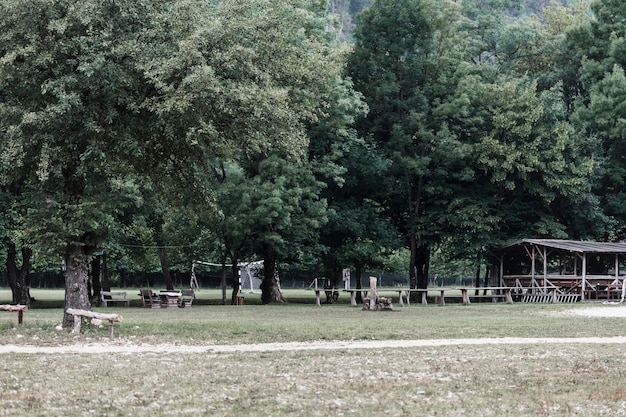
[1,288,626,416]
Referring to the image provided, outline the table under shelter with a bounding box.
[491,239,626,302]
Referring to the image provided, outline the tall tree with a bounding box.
[567,0,626,240]
[0,0,164,326]
[349,0,468,292]
[349,0,595,289]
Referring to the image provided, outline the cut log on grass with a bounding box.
[362,297,393,310]
[66,308,123,339]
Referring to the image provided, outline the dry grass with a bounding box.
[2,343,626,416]
[2,288,626,416]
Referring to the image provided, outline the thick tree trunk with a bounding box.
[6,242,32,306]
[62,245,92,328]
[415,244,430,290]
[260,242,285,304]
[158,247,174,291]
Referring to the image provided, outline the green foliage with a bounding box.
[565,0,626,239]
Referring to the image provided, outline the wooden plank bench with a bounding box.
[456,287,513,305]
[101,291,130,307]
[404,289,439,306]
[66,308,123,339]
[342,289,410,307]
[0,304,28,325]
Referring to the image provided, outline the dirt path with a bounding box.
[2,336,626,355]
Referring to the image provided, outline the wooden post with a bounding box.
[73,315,82,334]
[369,277,377,310]
[505,289,513,304]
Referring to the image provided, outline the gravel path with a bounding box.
[3,336,626,355]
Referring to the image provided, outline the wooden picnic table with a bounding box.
[314,287,516,307]
[158,291,182,308]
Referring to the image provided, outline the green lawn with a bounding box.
[1,287,626,416]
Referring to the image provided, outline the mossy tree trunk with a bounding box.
[62,245,92,328]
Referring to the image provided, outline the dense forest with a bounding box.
[0,0,621,318]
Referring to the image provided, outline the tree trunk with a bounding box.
[158,246,174,291]
[260,242,285,304]
[415,244,430,290]
[355,261,363,304]
[474,262,481,297]
[231,257,240,305]
[220,255,227,305]
[62,245,92,328]
[101,251,110,292]
[91,254,101,305]
[6,242,32,306]
[408,233,419,302]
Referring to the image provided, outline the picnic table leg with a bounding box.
[439,290,445,306]
[108,320,114,339]
[461,289,471,305]
[314,290,321,307]
[404,291,410,306]
[397,290,404,307]
[350,292,357,306]
[421,291,427,305]
[72,315,82,334]
[505,289,513,304]
[18,310,24,325]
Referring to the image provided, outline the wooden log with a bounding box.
[66,308,123,339]
[0,304,28,325]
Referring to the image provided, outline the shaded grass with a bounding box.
[0,289,624,344]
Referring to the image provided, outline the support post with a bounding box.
[369,277,377,310]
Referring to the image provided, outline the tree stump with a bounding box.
[362,297,393,310]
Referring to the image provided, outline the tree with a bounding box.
[179,0,358,302]
[0,0,167,326]
[317,138,400,302]
[246,156,329,304]
[349,0,596,290]
[566,0,626,240]
[349,0,470,292]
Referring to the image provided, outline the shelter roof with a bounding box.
[495,239,626,254]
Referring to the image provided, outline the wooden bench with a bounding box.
[179,289,195,308]
[101,291,130,307]
[66,308,123,339]
[0,304,28,325]
[456,287,513,305]
[404,289,439,306]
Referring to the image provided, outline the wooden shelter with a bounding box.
[491,239,626,302]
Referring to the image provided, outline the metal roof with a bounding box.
[496,239,626,254]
